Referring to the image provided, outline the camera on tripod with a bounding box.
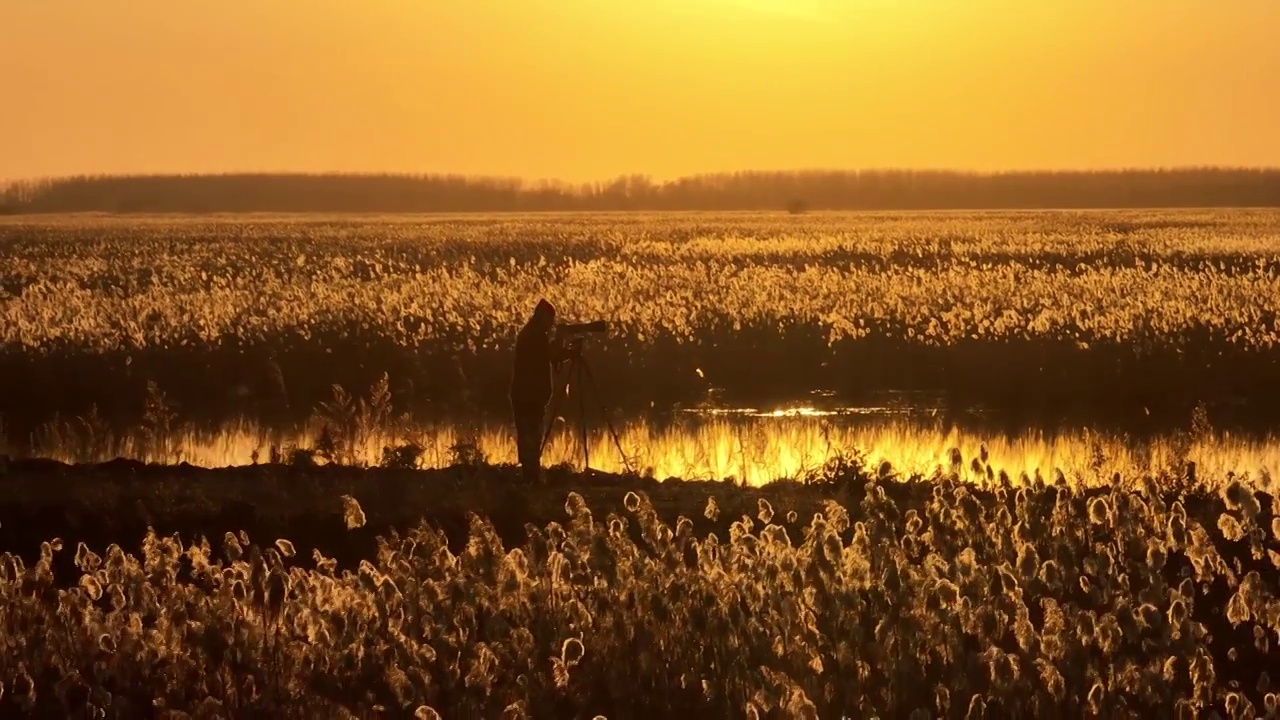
[542,318,630,475]
[558,320,609,337]
[556,320,609,358]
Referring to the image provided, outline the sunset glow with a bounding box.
[3,0,1279,182]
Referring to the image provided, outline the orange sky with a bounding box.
[2,0,1279,183]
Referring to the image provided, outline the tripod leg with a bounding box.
[539,363,568,457]
[579,359,634,474]
[577,360,590,472]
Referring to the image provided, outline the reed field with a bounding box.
[5,209,1280,716]
[3,210,1280,438]
[2,459,1280,717]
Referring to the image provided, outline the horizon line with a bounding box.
[6,165,1280,188]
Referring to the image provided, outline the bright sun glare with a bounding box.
[729,0,826,18]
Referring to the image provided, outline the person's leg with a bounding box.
[513,403,545,483]
[513,404,530,469]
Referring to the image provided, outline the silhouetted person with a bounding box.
[510,299,568,483]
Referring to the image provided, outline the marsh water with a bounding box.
[29,385,1280,488]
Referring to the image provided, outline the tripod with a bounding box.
[539,345,632,475]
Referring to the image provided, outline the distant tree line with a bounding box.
[2,168,1279,213]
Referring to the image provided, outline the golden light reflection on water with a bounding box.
[30,410,1280,490]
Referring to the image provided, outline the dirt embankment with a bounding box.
[0,457,1267,572]
[0,458,861,569]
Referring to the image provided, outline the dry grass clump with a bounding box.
[2,477,1279,717]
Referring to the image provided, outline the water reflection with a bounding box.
[26,403,1280,489]
[682,406,937,418]
[674,387,1007,424]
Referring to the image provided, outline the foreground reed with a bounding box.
[2,470,1277,718]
